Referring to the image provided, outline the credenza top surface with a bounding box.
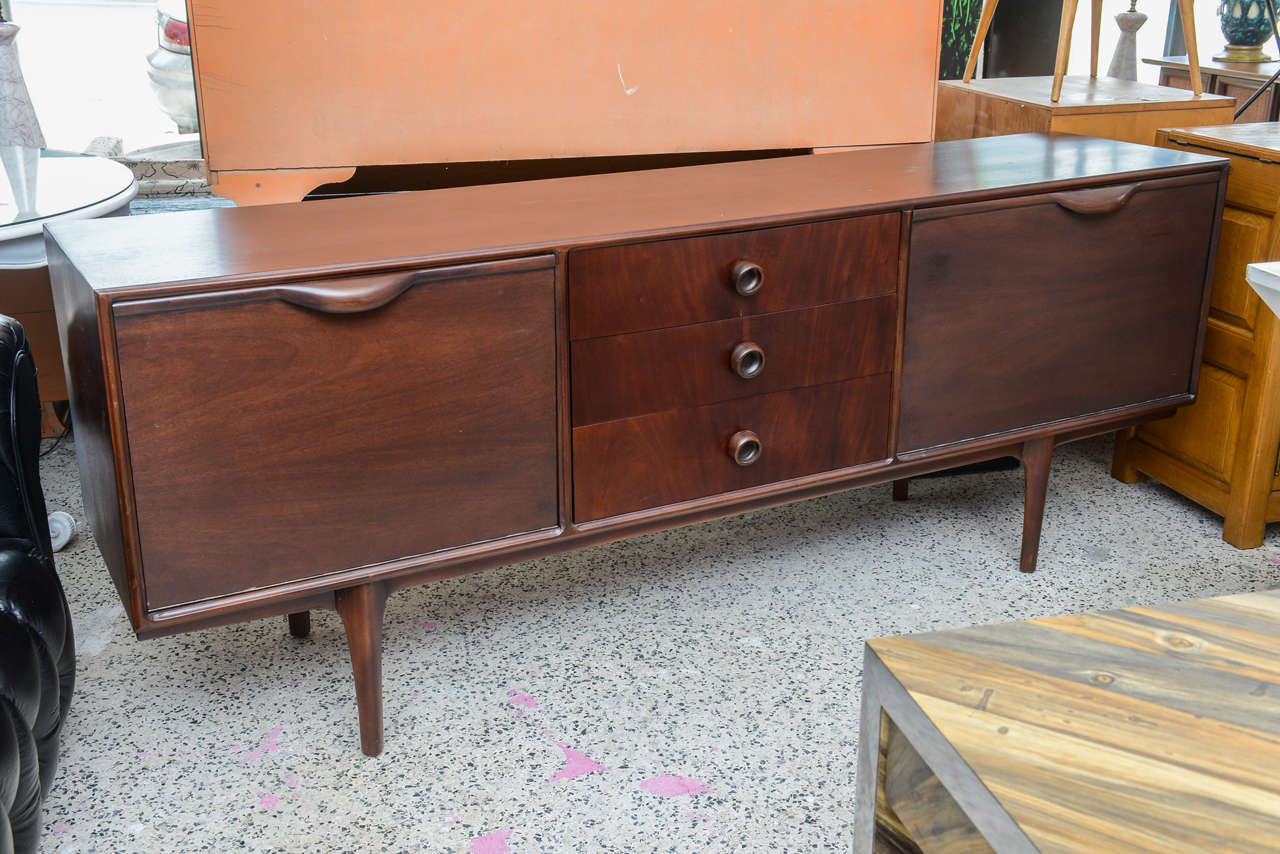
[47,133,1225,293]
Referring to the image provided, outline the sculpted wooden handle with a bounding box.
[1051,183,1141,215]
[731,341,766,379]
[264,271,422,314]
[729,430,762,466]
[731,260,764,296]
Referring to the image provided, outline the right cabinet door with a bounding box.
[899,173,1221,453]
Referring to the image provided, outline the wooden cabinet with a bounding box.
[1148,56,1280,123]
[935,76,1236,145]
[45,133,1227,755]
[1113,123,1280,548]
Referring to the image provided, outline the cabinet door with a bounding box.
[113,257,558,609]
[899,174,1220,452]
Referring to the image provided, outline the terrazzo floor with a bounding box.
[33,434,1280,853]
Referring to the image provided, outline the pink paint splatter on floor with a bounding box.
[478,593,496,602]
[136,751,148,759]
[641,775,710,797]
[412,691,421,698]
[529,671,538,677]
[245,724,285,763]
[469,828,512,853]
[421,619,438,629]
[1270,557,1280,565]
[256,792,280,809]
[289,680,298,687]
[51,821,69,835]
[283,772,303,789]
[508,691,538,710]
[228,745,243,752]
[443,815,460,825]
[549,742,608,781]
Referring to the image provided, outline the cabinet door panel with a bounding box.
[114,258,558,609]
[900,176,1218,452]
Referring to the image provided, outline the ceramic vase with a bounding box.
[1217,0,1274,62]
[0,22,43,217]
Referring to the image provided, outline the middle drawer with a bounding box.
[571,296,897,426]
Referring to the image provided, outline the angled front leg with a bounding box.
[336,582,390,756]
[1019,437,1055,573]
[962,0,1001,83]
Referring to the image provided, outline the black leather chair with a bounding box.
[0,317,75,854]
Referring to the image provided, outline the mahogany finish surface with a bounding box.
[573,375,892,522]
[571,297,896,426]
[44,134,1228,754]
[900,174,1221,451]
[567,214,899,339]
[113,259,558,609]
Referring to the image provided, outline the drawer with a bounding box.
[572,373,891,522]
[899,173,1220,452]
[112,257,559,609]
[568,213,900,339]
[571,296,896,425]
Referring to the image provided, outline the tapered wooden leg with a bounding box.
[1090,0,1102,77]
[286,611,311,638]
[335,582,389,756]
[1019,437,1054,573]
[1051,0,1081,102]
[892,479,910,501]
[962,0,1001,83]
[1179,0,1203,95]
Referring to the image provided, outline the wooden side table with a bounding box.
[856,590,1280,853]
[1147,55,1280,123]
[1113,123,1280,549]
[0,152,136,434]
[936,75,1235,145]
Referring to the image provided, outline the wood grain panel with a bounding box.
[900,175,1219,451]
[114,259,558,608]
[1209,206,1271,333]
[568,215,900,339]
[570,296,896,425]
[1133,363,1242,482]
[865,589,1280,854]
[572,374,890,521]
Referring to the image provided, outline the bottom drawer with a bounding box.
[572,374,891,522]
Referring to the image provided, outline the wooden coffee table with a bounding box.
[856,590,1280,853]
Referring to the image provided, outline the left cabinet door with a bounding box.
[112,256,559,609]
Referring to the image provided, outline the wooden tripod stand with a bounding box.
[962,0,1202,101]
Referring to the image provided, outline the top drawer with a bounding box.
[568,213,900,339]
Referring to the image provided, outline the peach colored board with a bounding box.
[190,1,944,173]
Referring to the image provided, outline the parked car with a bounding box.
[145,0,198,133]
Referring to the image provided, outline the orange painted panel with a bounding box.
[190,1,943,172]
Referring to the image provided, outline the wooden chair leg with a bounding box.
[1090,0,1103,78]
[1020,437,1055,573]
[1179,0,1203,95]
[286,611,311,638]
[892,479,910,501]
[335,582,389,756]
[962,0,1001,83]
[1051,0,1081,102]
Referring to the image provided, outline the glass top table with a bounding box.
[0,149,137,269]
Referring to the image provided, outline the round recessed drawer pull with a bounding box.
[729,430,762,467]
[731,260,764,296]
[731,341,766,379]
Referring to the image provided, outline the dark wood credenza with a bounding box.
[45,134,1227,755]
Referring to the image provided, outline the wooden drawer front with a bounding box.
[572,374,890,521]
[567,213,900,339]
[1136,362,1243,483]
[114,258,558,609]
[571,296,896,425]
[900,174,1220,452]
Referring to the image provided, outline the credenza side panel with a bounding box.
[899,174,1221,452]
[113,258,559,609]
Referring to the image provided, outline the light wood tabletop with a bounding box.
[856,589,1280,853]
